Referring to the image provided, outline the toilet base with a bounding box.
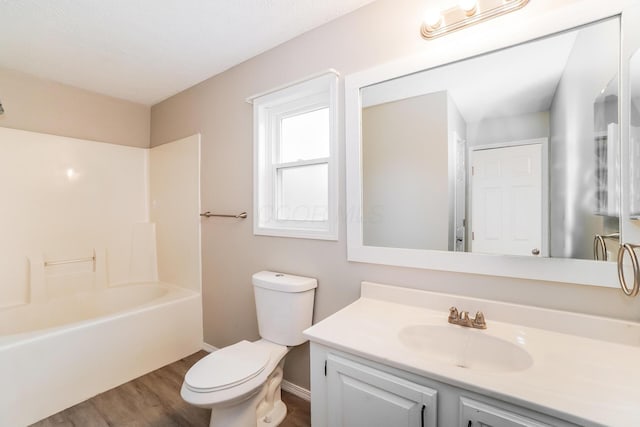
[257,400,286,427]
[208,360,287,427]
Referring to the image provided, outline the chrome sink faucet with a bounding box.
[448,307,487,329]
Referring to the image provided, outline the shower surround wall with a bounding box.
[0,127,149,308]
[0,127,202,306]
[149,134,202,292]
[0,128,202,425]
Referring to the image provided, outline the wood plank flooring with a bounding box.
[31,351,310,427]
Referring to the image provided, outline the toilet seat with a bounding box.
[181,339,289,408]
[184,340,269,393]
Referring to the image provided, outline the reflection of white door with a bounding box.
[471,143,542,256]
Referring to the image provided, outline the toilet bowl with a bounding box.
[181,340,289,426]
[181,271,317,427]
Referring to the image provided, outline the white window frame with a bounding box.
[252,72,339,240]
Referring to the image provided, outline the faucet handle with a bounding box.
[458,311,473,327]
[472,311,487,329]
[448,306,459,322]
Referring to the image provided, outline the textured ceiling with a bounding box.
[0,0,377,105]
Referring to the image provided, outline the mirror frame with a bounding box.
[621,3,640,249]
[345,2,635,288]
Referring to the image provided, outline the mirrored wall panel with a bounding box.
[360,17,620,261]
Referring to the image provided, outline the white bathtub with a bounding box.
[0,282,203,426]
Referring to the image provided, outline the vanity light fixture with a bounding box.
[423,10,443,30]
[421,0,529,40]
[458,0,478,16]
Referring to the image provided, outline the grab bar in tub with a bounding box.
[44,249,96,272]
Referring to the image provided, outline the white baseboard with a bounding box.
[201,341,311,402]
[202,342,218,352]
[282,380,311,401]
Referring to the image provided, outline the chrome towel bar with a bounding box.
[200,211,247,219]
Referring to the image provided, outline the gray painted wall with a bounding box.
[467,112,549,148]
[362,92,449,250]
[1,0,634,395]
[0,67,150,148]
[549,19,619,260]
[150,0,639,391]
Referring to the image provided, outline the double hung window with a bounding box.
[253,72,338,240]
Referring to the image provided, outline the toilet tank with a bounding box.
[252,271,317,346]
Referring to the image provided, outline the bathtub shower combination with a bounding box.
[0,250,203,427]
[0,129,203,426]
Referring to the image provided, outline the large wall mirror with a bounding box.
[346,15,627,287]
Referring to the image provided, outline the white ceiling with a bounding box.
[362,29,579,123]
[0,0,377,105]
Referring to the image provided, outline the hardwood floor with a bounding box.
[32,351,311,427]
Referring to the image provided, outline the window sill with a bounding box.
[254,225,338,241]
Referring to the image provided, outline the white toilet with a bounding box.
[181,271,317,427]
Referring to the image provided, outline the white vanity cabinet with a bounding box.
[311,344,581,427]
[326,353,437,427]
[460,398,554,427]
[305,283,640,426]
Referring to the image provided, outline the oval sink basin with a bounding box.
[398,325,533,373]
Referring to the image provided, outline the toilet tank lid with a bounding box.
[252,271,318,292]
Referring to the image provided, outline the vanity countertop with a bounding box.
[303,282,640,427]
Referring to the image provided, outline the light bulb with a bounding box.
[423,9,442,29]
[459,0,478,15]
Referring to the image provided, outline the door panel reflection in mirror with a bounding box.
[360,17,619,261]
[470,142,543,257]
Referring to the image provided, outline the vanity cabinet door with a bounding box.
[460,397,552,427]
[327,354,437,427]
